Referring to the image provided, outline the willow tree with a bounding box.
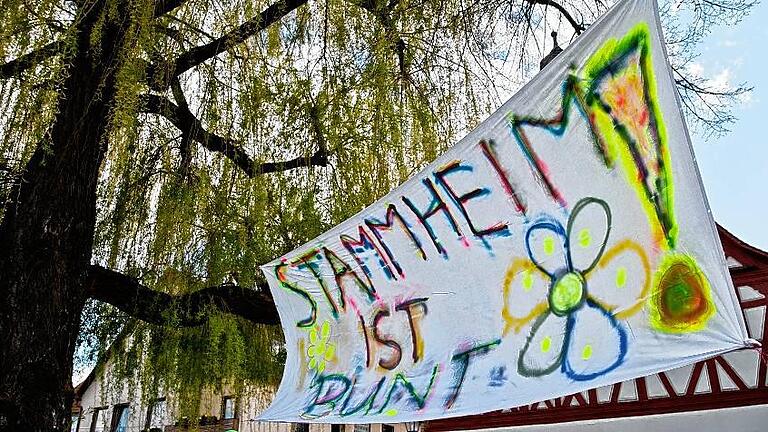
[0,0,753,430]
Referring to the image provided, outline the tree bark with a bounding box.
[0,2,131,431]
[86,265,280,327]
[0,0,307,429]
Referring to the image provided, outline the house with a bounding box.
[72,225,767,432]
[72,356,410,432]
[71,310,410,432]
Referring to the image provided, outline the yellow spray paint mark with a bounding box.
[522,270,534,292]
[541,336,552,353]
[648,253,715,333]
[543,236,555,255]
[616,266,627,288]
[579,228,591,248]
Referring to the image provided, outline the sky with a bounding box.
[692,1,768,251]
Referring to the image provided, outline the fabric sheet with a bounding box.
[258,0,750,423]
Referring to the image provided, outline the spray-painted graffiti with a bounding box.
[649,253,715,333]
[259,2,744,424]
[508,197,648,381]
[307,322,336,373]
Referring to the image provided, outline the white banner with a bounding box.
[259,0,749,423]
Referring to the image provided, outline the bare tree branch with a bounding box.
[148,0,309,89]
[0,40,66,79]
[86,265,280,327]
[527,0,586,34]
[670,62,751,137]
[140,93,329,177]
[154,0,189,17]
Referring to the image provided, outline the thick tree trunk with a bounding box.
[0,3,129,431]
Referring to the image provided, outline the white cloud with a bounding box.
[669,0,684,15]
[686,62,704,77]
[738,91,753,106]
[711,67,732,91]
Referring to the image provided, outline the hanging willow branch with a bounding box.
[353,0,409,79]
[86,265,280,327]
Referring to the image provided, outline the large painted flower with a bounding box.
[502,197,650,381]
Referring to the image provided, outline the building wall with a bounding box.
[76,362,155,432]
[73,360,409,432]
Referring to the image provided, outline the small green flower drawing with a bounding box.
[307,321,336,373]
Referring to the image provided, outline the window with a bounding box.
[331,425,344,432]
[110,404,130,432]
[221,396,236,420]
[353,425,370,432]
[144,398,166,430]
[70,411,81,432]
[292,424,309,432]
[382,426,395,432]
[89,407,106,432]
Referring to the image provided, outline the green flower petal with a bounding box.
[324,344,335,361]
[309,328,318,344]
[321,321,330,340]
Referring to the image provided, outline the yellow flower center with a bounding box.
[549,271,585,316]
